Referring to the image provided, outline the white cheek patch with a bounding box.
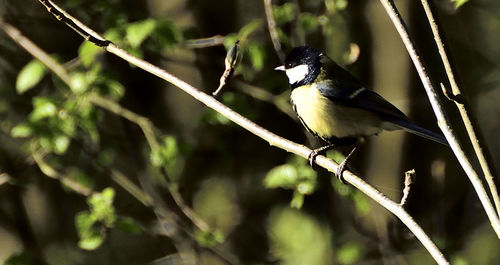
[285,64,309,84]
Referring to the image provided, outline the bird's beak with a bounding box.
[274,65,285,71]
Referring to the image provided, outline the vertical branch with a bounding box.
[263,0,286,62]
[377,0,500,237]
[419,0,500,217]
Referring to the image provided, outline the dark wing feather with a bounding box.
[316,58,449,146]
[317,59,408,121]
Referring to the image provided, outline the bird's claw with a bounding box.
[308,149,320,167]
[335,160,348,184]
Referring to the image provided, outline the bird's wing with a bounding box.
[316,59,448,146]
[316,60,409,121]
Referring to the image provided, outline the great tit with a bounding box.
[275,46,448,179]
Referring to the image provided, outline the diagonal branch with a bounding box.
[32,0,449,263]
[420,0,500,217]
[34,0,448,264]
[378,0,500,237]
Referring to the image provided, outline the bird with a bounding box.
[274,46,448,181]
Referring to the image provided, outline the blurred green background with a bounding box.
[0,0,499,264]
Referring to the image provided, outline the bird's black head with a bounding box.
[275,46,323,89]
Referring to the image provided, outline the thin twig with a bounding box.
[87,94,160,152]
[233,80,297,120]
[400,169,415,207]
[111,170,153,207]
[420,0,500,217]
[34,1,450,263]
[183,35,225,49]
[0,18,72,85]
[263,0,286,62]
[0,18,213,236]
[378,0,500,239]
[32,151,93,196]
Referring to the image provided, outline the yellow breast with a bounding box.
[290,84,383,140]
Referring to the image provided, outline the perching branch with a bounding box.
[419,0,500,217]
[34,1,449,263]
[378,0,500,238]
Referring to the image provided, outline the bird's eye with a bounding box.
[286,62,295,68]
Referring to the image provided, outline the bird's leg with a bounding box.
[308,144,336,167]
[336,146,358,184]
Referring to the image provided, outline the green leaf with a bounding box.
[53,135,70,154]
[247,43,266,71]
[126,19,157,48]
[200,109,232,125]
[70,72,89,94]
[290,191,304,209]
[299,13,320,33]
[75,211,103,250]
[88,187,116,227]
[75,211,96,235]
[451,0,469,8]
[66,169,94,191]
[152,20,183,48]
[78,229,104,250]
[30,97,57,121]
[195,230,225,247]
[16,59,47,94]
[104,80,125,100]
[237,19,263,41]
[272,3,296,25]
[296,181,315,195]
[264,164,298,189]
[78,41,103,67]
[223,33,239,51]
[11,123,32,138]
[115,217,142,234]
[103,28,124,43]
[337,243,363,264]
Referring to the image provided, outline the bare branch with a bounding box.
[34,1,449,263]
[420,0,500,217]
[263,0,286,62]
[400,169,415,207]
[111,170,154,207]
[233,80,297,120]
[378,0,500,239]
[184,35,225,48]
[32,151,93,196]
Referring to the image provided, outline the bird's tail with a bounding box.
[386,118,449,147]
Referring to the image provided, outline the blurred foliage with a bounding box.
[264,156,317,209]
[0,0,499,264]
[268,207,334,265]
